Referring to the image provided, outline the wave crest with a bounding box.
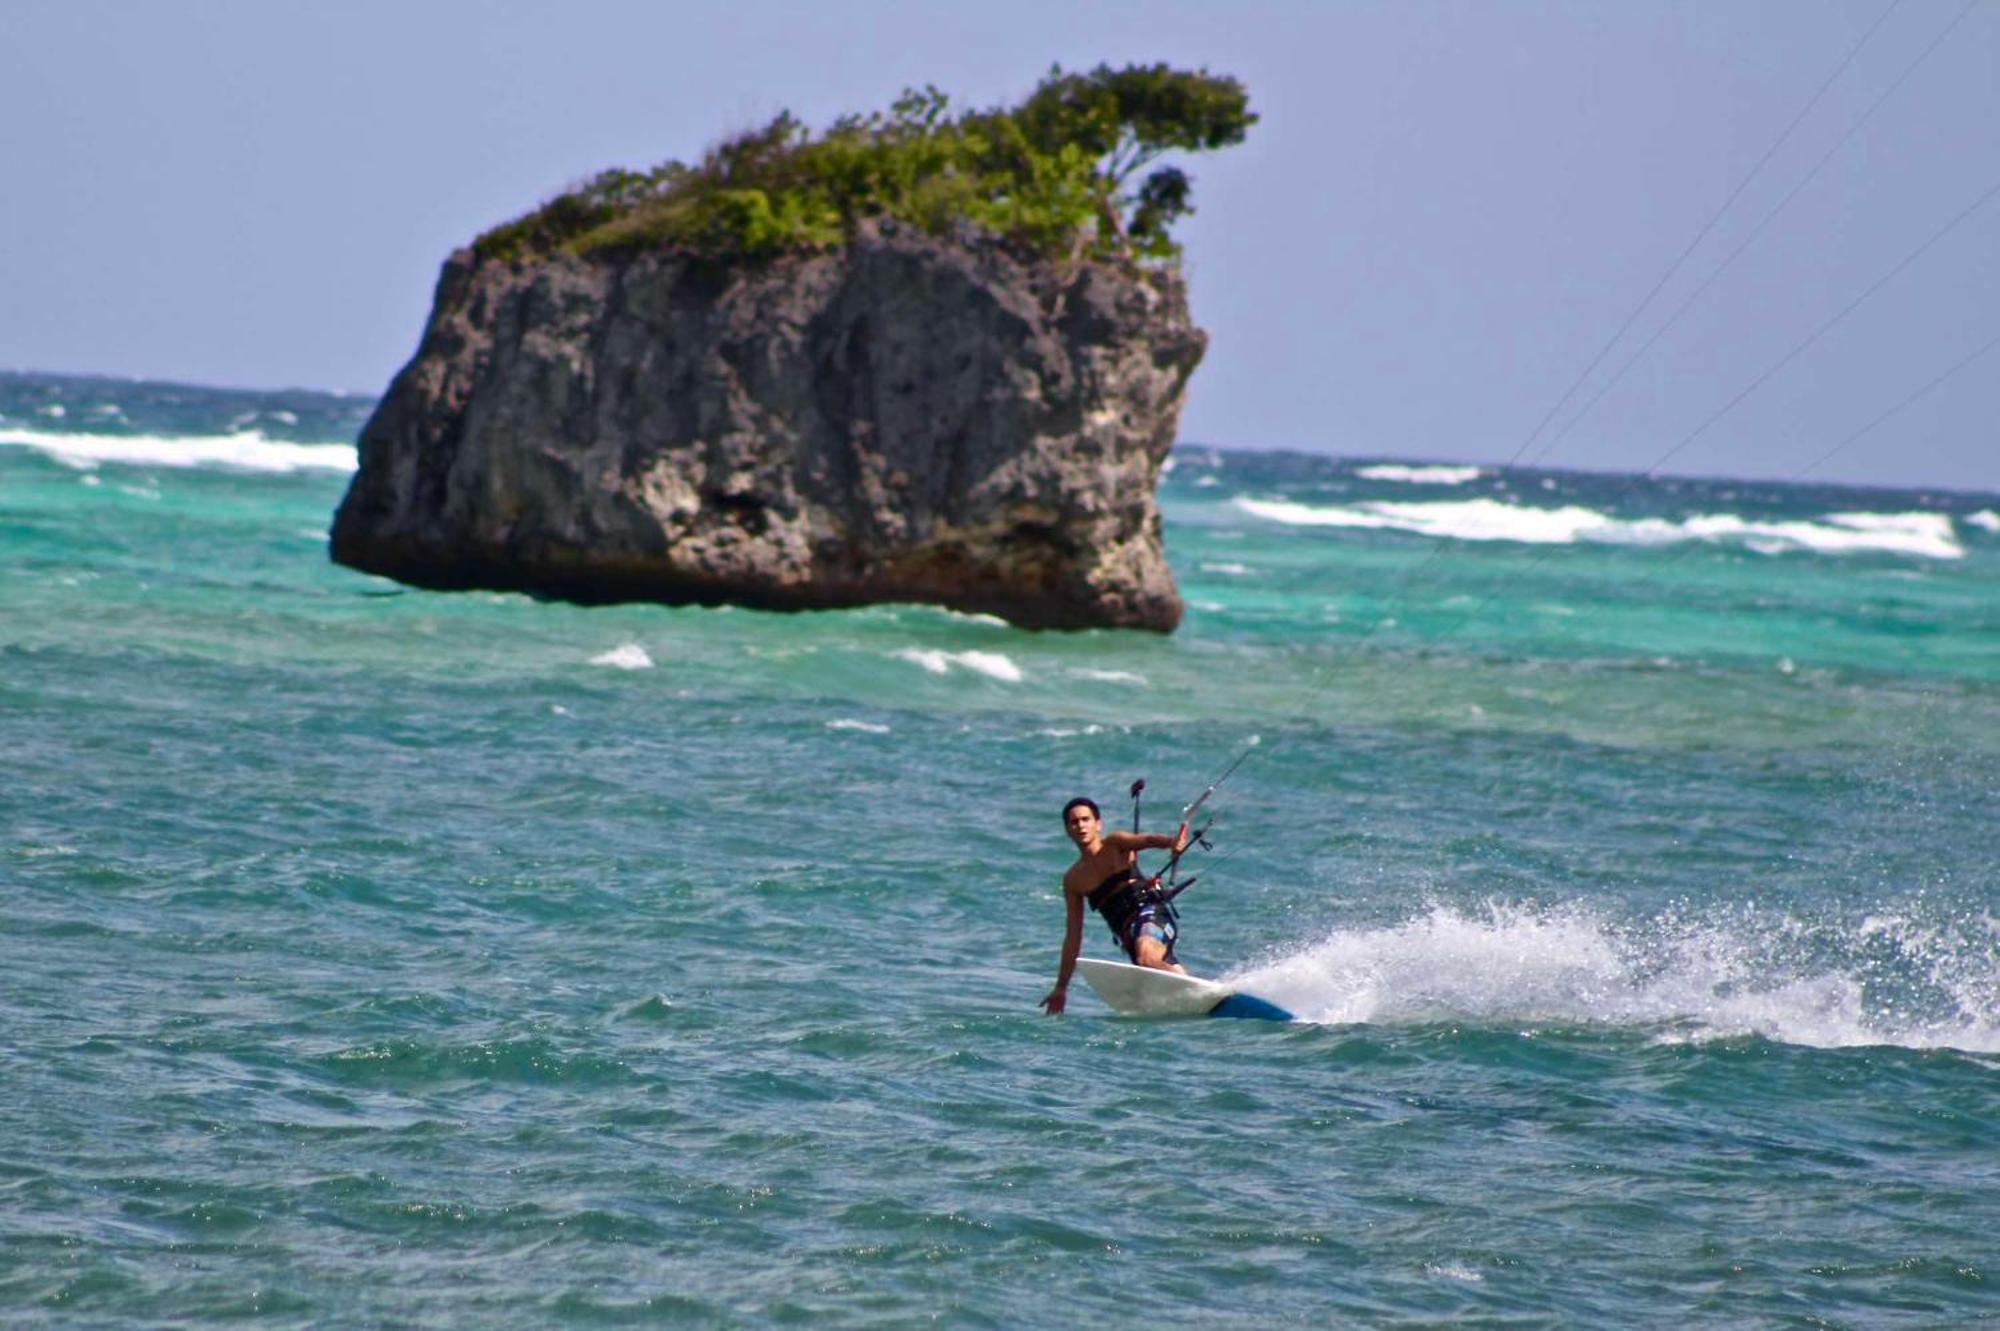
[893,648,1023,682]
[1234,496,1964,559]
[2,427,358,474]
[1353,463,1484,485]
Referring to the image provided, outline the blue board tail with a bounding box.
[1208,993,1295,1022]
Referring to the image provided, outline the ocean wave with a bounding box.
[1072,668,1147,685]
[1234,496,1964,559]
[1353,463,1483,485]
[1967,509,2000,533]
[0,426,358,474]
[589,644,654,670]
[1233,901,1998,1053]
[826,718,891,733]
[893,648,1023,682]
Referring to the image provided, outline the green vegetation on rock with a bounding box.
[474,64,1254,266]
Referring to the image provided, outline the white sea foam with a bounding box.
[1354,463,1483,485]
[1234,496,1964,559]
[1074,668,1147,685]
[589,643,654,670]
[1199,561,1253,576]
[826,718,891,733]
[1034,723,1106,738]
[1230,901,1999,1052]
[919,607,1010,627]
[1,427,358,474]
[1966,509,2000,533]
[893,648,1023,682]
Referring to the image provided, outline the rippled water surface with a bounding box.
[3,372,1996,1326]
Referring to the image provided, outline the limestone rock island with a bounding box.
[331,67,1254,631]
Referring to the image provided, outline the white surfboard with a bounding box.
[1074,958,1294,1021]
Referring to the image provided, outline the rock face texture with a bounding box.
[331,222,1204,630]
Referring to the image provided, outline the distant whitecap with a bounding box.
[826,718,891,733]
[895,648,952,675]
[892,647,1023,682]
[1354,463,1483,485]
[1,427,357,474]
[925,607,1009,627]
[1966,509,1999,533]
[953,651,1024,682]
[1234,496,1965,559]
[589,643,654,670]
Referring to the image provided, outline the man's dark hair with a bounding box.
[1061,797,1101,821]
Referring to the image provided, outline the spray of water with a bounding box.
[1230,899,1999,1052]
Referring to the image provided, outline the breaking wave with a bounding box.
[1231,901,1999,1052]
[1234,496,1964,559]
[1,427,358,474]
[1072,668,1147,685]
[893,648,1023,682]
[589,644,654,670]
[1353,463,1484,485]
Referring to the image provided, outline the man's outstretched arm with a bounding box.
[1040,892,1087,1015]
[1103,826,1191,856]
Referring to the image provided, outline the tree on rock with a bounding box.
[475,63,1256,266]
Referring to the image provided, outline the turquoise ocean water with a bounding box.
[3,369,1996,1326]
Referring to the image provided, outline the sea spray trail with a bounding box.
[1229,900,2000,1051]
[1,373,1996,1325]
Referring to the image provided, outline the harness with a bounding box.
[1085,866,1177,962]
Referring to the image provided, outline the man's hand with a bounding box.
[1039,987,1068,1016]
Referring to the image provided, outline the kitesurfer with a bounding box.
[1040,796,1190,1015]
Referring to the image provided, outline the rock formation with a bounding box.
[330,220,1204,630]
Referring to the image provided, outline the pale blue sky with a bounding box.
[4,0,1995,489]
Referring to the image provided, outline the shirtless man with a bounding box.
[1039,796,1191,1016]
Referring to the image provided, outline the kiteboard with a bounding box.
[1075,958,1294,1022]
